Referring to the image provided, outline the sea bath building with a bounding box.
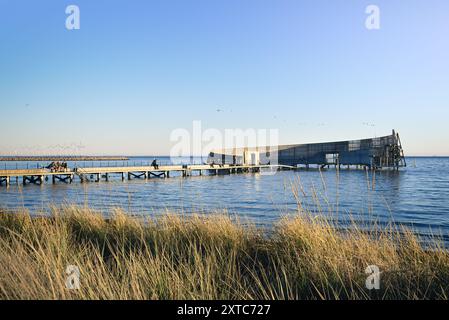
[208,130,406,170]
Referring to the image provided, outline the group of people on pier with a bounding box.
[46,161,68,172]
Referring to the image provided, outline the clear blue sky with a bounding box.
[1,0,448,156]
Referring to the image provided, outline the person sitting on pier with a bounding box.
[151,159,159,169]
[210,161,215,168]
[46,162,55,171]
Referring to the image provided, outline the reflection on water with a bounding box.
[1,157,449,240]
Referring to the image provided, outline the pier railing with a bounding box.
[0,159,208,171]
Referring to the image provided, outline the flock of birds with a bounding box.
[5,142,86,155]
[12,103,378,155]
[215,107,377,128]
[23,100,378,129]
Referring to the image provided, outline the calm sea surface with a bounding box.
[1,157,448,241]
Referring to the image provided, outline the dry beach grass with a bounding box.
[0,205,448,300]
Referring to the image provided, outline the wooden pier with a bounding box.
[0,164,295,187]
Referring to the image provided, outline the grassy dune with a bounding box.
[0,205,448,300]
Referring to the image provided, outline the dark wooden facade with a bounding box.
[208,130,406,170]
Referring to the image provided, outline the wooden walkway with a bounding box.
[0,164,296,186]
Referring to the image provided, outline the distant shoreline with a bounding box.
[0,155,448,162]
[1,155,448,159]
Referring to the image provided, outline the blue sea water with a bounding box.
[0,157,448,241]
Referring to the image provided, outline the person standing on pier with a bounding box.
[151,159,159,169]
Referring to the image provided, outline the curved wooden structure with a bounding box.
[208,130,406,170]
